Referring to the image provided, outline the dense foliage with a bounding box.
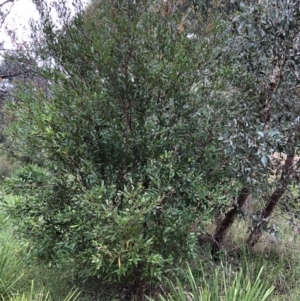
[3,0,300,295]
[4,0,237,287]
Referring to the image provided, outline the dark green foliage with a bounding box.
[4,165,48,195]
[4,0,234,288]
[221,0,300,178]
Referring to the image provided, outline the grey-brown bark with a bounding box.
[246,154,295,247]
[211,186,250,259]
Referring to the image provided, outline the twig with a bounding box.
[0,0,13,8]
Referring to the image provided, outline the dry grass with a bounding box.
[209,203,300,301]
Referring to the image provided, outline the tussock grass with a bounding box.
[213,204,300,301]
[6,282,80,301]
[147,262,274,301]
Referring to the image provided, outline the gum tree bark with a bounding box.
[211,186,250,259]
[246,153,295,247]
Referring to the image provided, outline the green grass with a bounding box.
[147,263,274,301]
[6,282,80,301]
[0,194,80,301]
[213,208,300,301]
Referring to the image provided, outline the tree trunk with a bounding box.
[211,186,250,259]
[246,154,295,247]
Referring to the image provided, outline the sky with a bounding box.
[0,0,38,50]
[0,0,89,52]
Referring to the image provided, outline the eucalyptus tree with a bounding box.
[212,0,300,254]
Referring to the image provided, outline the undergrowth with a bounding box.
[0,160,300,300]
[1,192,300,300]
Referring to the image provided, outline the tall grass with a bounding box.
[6,282,80,301]
[147,262,275,301]
[0,243,24,297]
[0,194,80,301]
[0,195,24,297]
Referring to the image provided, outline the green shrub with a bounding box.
[0,153,15,183]
[5,0,233,289]
[3,165,48,195]
[6,159,211,285]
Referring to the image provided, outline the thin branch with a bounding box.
[0,88,10,93]
[0,70,29,79]
[0,0,13,8]
[288,85,300,92]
